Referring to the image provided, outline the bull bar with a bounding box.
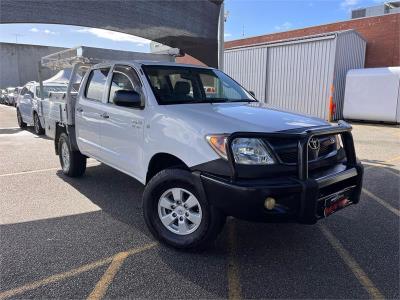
[199,120,363,224]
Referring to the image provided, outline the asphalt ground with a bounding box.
[0,103,399,299]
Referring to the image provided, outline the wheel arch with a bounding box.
[146,152,190,184]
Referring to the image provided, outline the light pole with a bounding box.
[14,34,23,86]
[218,2,229,71]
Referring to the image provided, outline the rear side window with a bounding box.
[85,68,110,101]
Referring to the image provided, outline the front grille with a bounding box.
[266,135,337,164]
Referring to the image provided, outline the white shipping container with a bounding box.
[343,67,400,123]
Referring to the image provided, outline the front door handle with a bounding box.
[100,112,109,119]
[76,107,83,113]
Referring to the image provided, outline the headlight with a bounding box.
[231,138,275,165]
[206,135,275,165]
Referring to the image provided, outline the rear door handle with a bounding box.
[76,107,83,113]
[100,112,109,119]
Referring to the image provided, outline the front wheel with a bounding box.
[143,169,226,249]
[33,113,45,135]
[58,133,86,177]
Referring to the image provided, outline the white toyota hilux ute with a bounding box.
[47,59,363,249]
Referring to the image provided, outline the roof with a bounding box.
[40,46,174,70]
[347,66,400,77]
[136,60,214,69]
[0,0,222,67]
[225,29,366,51]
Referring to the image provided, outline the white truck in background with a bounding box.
[16,81,69,135]
[28,46,364,249]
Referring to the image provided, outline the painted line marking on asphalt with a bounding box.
[0,167,61,177]
[0,242,157,300]
[362,188,400,217]
[0,163,99,178]
[385,155,400,163]
[319,224,385,300]
[363,154,400,171]
[227,221,242,300]
[0,127,20,130]
[87,243,157,300]
[377,167,400,177]
[87,252,129,300]
[0,256,112,300]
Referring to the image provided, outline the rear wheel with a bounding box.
[17,109,27,128]
[58,133,86,177]
[143,169,226,249]
[33,113,45,135]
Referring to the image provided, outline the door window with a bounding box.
[28,85,35,96]
[85,68,110,101]
[20,87,28,96]
[108,65,143,104]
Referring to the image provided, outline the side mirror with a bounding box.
[113,90,142,108]
[249,91,256,97]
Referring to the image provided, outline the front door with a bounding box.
[75,67,110,158]
[18,86,30,122]
[19,85,33,123]
[98,65,146,180]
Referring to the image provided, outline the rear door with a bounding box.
[98,64,146,180]
[75,67,111,159]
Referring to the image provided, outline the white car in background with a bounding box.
[5,87,16,106]
[16,81,68,135]
[11,87,23,107]
[0,89,7,104]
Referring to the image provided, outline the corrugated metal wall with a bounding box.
[266,37,336,120]
[224,47,268,100]
[332,31,367,119]
[224,30,366,120]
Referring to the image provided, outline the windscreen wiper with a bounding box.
[207,98,258,103]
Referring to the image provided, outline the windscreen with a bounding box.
[142,66,256,105]
[36,85,68,98]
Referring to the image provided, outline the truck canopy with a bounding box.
[40,46,175,71]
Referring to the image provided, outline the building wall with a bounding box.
[333,31,367,119]
[225,13,399,68]
[176,54,207,66]
[224,31,366,120]
[225,47,268,102]
[0,43,66,88]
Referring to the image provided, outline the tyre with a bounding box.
[17,109,27,128]
[33,112,45,135]
[143,169,226,249]
[58,133,86,177]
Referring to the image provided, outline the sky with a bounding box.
[0,0,385,53]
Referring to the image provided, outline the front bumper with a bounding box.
[198,121,364,224]
[200,162,363,224]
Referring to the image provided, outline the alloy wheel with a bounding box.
[61,142,70,172]
[158,187,202,235]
